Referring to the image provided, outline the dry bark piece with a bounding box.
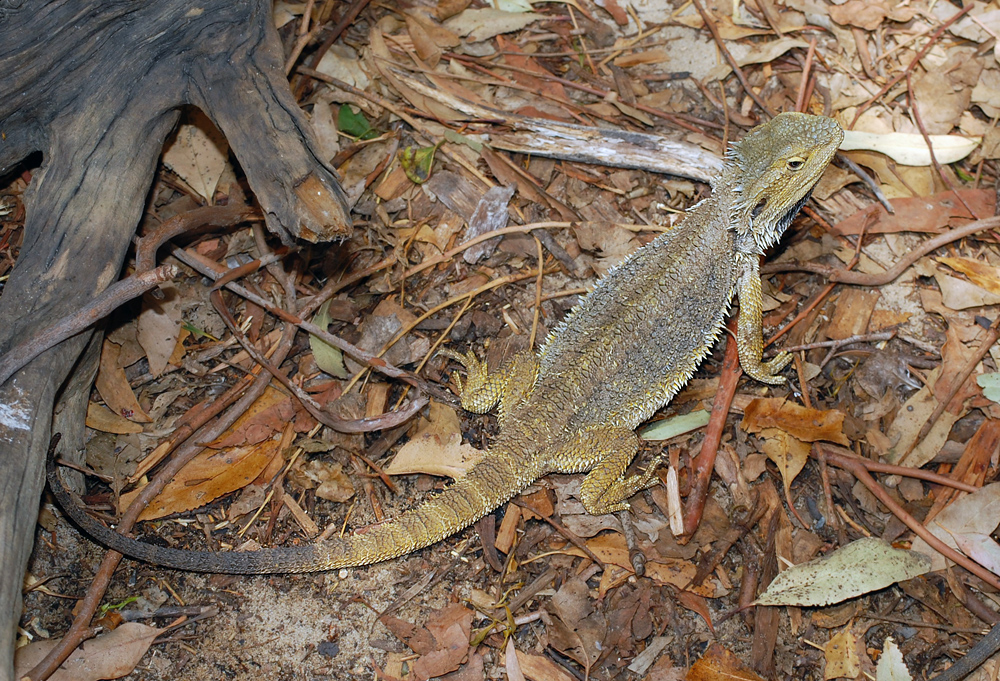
[0,2,349,674]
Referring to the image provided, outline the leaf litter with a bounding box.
[10,0,1000,679]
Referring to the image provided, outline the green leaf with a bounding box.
[639,410,710,441]
[337,104,377,140]
[181,321,218,342]
[978,373,1000,403]
[401,142,442,184]
[99,595,139,614]
[309,300,350,379]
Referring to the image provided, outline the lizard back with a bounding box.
[534,199,735,433]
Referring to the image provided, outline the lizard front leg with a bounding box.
[439,348,538,423]
[548,427,662,515]
[734,252,792,385]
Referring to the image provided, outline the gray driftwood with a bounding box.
[389,69,725,182]
[0,2,349,678]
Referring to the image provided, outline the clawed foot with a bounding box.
[582,454,665,515]
[438,347,502,414]
[745,350,792,385]
[438,347,480,395]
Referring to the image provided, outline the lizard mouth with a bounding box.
[773,190,813,236]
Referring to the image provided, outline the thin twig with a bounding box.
[691,0,775,119]
[817,444,1000,592]
[0,265,178,386]
[210,288,427,433]
[907,72,979,219]
[529,236,544,350]
[31,326,299,681]
[764,216,1000,286]
[782,331,896,353]
[850,4,974,127]
[794,38,816,113]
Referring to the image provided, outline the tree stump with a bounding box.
[0,2,350,677]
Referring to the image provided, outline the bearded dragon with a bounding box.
[49,112,844,574]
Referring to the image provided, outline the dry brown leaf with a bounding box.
[369,24,464,121]
[206,386,292,449]
[95,340,151,423]
[137,283,182,377]
[344,297,430,373]
[405,14,442,67]
[573,223,640,275]
[120,436,282,520]
[938,256,1000,296]
[886,367,962,467]
[613,49,670,68]
[741,398,849,445]
[824,288,880,340]
[687,643,766,681]
[514,650,576,681]
[505,639,526,681]
[14,622,160,681]
[310,98,340,162]
[825,628,861,679]
[912,70,974,135]
[933,269,1000,309]
[831,190,994,236]
[462,183,515,264]
[673,588,714,634]
[827,0,917,30]
[443,8,542,43]
[566,532,719,597]
[292,458,356,503]
[593,0,627,24]
[386,434,481,479]
[706,38,809,80]
[911,483,1000,571]
[760,428,810,501]
[405,9,460,48]
[162,110,229,202]
[409,604,474,681]
[936,325,984,410]
[496,36,570,105]
[876,637,914,681]
[85,402,144,435]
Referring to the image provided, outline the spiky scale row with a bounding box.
[50,113,844,574]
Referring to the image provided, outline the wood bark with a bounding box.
[0,2,350,678]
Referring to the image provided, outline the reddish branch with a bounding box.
[817,444,1000,592]
[682,318,742,539]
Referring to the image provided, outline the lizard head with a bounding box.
[725,112,844,254]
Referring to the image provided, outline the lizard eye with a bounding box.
[786,157,806,171]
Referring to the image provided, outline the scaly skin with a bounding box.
[49,113,844,574]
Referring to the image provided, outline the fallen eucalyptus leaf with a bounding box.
[876,637,913,681]
[755,538,930,607]
[978,373,1000,403]
[640,410,710,441]
[841,131,980,166]
[309,300,350,379]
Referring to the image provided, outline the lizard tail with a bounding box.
[48,449,541,574]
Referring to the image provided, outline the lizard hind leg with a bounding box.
[549,427,661,516]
